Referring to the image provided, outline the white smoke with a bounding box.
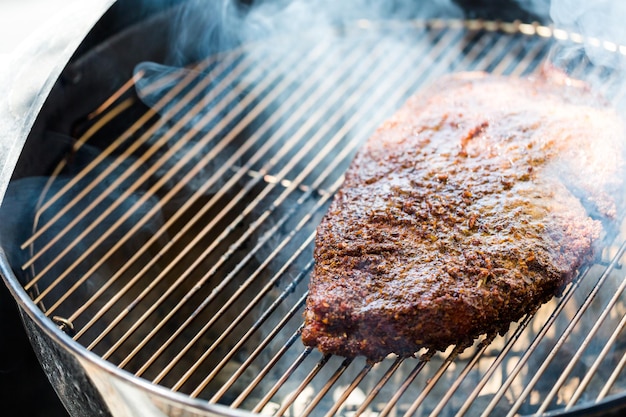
[550,0,626,68]
[147,0,463,67]
[240,0,462,34]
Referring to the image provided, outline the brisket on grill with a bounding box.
[301,72,625,361]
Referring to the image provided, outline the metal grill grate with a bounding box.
[18,19,626,416]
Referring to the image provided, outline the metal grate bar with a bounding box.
[505,241,626,416]
[403,346,466,417]
[481,240,626,417]
[567,309,626,408]
[275,354,333,417]
[453,313,537,417]
[300,358,354,417]
[68,42,329,335]
[32,46,299,309]
[354,357,406,417]
[428,336,494,417]
[66,42,334,337]
[219,26,488,412]
[598,346,626,401]
[253,350,323,415]
[473,31,525,73]
[22,50,245,265]
[21,19,626,417]
[510,36,551,77]
[91,36,400,358]
[378,352,435,417]
[231,326,306,409]
[609,74,626,106]
[164,26,451,392]
[495,34,539,75]
[178,232,317,393]
[533,253,626,414]
[209,290,310,403]
[87,72,145,120]
[323,363,374,417]
[25,56,253,296]
[442,26,521,81]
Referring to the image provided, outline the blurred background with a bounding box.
[0,0,67,55]
[1,1,70,416]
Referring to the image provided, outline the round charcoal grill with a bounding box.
[3,1,626,416]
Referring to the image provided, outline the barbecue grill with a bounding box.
[2,0,626,416]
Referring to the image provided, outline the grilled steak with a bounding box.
[301,72,625,361]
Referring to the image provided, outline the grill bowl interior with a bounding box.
[5,16,626,417]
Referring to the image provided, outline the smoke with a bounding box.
[130,0,472,204]
[550,0,626,43]
[153,0,462,67]
[550,0,626,69]
[138,0,626,87]
[240,0,462,30]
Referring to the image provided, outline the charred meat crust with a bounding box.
[301,72,625,361]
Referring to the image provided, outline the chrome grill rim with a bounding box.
[6,17,626,417]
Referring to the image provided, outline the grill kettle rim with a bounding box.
[3,1,626,416]
[0,0,115,205]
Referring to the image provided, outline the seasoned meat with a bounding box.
[301,72,625,361]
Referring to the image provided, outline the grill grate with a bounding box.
[17,19,626,416]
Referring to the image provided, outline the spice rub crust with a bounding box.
[301,73,625,361]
